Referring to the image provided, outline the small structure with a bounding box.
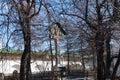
[13,70,19,80]
[49,22,66,39]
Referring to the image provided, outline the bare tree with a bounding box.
[0,0,42,80]
[13,1,42,80]
[58,0,120,80]
[0,0,120,80]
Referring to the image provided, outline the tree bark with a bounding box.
[20,15,31,80]
[20,26,31,80]
[95,31,105,80]
[111,49,120,80]
[105,35,111,78]
[95,0,105,79]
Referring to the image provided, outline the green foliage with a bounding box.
[0,49,23,54]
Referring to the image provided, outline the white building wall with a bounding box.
[0,60,82,76]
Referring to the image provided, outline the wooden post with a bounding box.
[49,22,66,72]
[54,28,60,67]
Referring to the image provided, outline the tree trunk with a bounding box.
[95,31,105,80]
[95,0,105,79]
[20,29,31,80]
[111,49,120,80]
[105,36,111,78]
[20,47,31,80]
[20,17,31,80]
